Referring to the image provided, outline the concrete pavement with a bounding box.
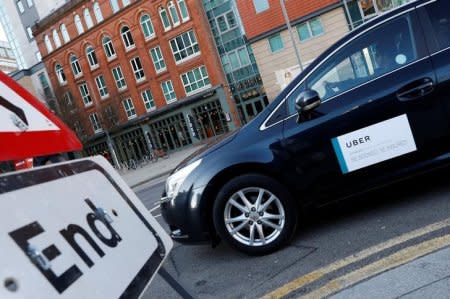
[330,246,450,299]
[119,144,204,188]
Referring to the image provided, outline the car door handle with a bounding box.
[397,78,434,101]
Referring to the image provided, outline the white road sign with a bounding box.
[0,79,59,133]
[0,157,172,298]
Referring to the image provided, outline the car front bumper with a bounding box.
[160,186,212,244]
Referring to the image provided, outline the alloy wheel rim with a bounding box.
[224,187,285,247]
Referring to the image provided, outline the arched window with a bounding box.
[55,64,66,85]
[84,8,94,29]
[93,2,103,22]
[86,46,98,68]
[52,29,62,48]
[44,35,53,53]
[70,55,82,77]
[140,14,155,39]
[74,15,84,35]
[120,26,135,49]
[159,7,171,31]
[110,0,119,13]
[102,36,116,58]
[177,0,189,22]
[60,24,70,43]
[168,1,180,26]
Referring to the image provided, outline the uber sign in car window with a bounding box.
[0,158,172,299]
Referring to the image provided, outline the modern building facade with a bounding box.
[33,0,239,166]
[0,40,17,73]
[236,0,349,101]
[236,0,414,101]
[0,0,66,106]
[202,0,269,124]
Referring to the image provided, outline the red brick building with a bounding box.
[33,0,238,165]
[237,0,339,40]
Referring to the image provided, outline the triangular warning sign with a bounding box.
[0,70,82,161]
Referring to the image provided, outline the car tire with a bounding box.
[213,174,298,255]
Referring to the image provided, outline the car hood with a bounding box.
[171,129,240,173]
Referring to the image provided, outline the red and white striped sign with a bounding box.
[0,71,82,161]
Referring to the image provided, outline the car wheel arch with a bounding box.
[200,163,297,243]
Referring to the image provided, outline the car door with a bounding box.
[281,9,444,202]
[417,0,450,149]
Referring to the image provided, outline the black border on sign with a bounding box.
[0,160,166,299]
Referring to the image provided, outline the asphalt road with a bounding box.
[137,166,450,299]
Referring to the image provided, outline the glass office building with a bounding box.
[203,0,269,124]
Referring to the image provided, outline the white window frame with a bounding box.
[44,35,53,53]
[95,75,109,99]
[181,65,211,96]
[17,1,25,13]
[26,0,33,7]
[89,113,102,133]
[60,24,70,43]
[297,17,325,42]
[112,66,127,90]
[110,0,119,13]
[159,7,171,31]
[224,46,251,71]
[140,14,155,40]
[86,46,99,69]
[93,2,103,22]
[55,64,67,85]
[130,57,145,82]
[53,29,62,48]
[177,0,190,22]
[103,36,116,60]
[79,83,93,107]
[161,80,177,103]
[122,0,131,7]
[168,1,181,27]
[70,55,82,78]
[74,15,84,35]
[150,46,166,73]
[26,27,33,39]
[121,26,135,50]
[141,89,156,112]
[84,8,94,29]
[170,30,200,64]
[123,98,137,119]
[215,11,238,34]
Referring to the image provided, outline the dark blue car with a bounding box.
[161,0,450,255]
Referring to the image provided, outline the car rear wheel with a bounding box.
[213,174,297,255]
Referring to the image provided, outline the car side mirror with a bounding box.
[295,90,321,113]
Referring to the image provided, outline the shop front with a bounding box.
[84,86,236,166]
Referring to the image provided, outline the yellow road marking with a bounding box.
[301,233,450,298]
[262,218,450,299]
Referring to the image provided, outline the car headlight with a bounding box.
[163,159,202,201]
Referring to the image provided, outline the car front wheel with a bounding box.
[213,174,297,255]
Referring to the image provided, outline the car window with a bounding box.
[306,14,418,102]
[423,1,450,51]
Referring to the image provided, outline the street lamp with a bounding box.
[280,0,303,72]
